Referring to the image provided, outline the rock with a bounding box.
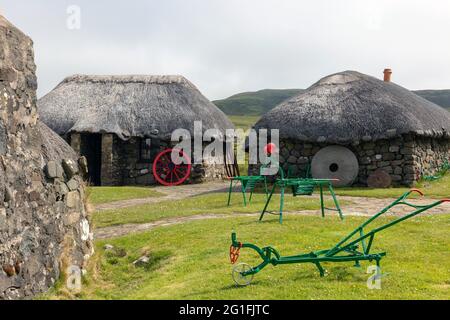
[45,161,63,179]
[62,159,79,178]
[2,264,15,277]
[104,244,114,251]
[63,211,81,226]
[66,191,80,209]
[296,157,309,164]
[363,143,375,150]
[66,178,79,191]
[55,181,69,197]
[287,156,297,164]
[367,169,392,188]
[78,156,88,175]
[386,129,397,137]
[382,153,395,161]
[389,145,400,153]
[4,187,14,202]
[377,161,390,168]
[403,166,416,174]
[133,255,150,267]
[0,122,7,155]
[80,218,90,241]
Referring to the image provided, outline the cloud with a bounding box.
[1,0,450,99]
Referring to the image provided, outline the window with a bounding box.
[139,138,152,162]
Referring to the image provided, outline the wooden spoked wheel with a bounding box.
[152,148,191,186]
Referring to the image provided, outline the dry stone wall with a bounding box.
[107,135,226,185]
[249,134,450,187]
[0,15,92,299]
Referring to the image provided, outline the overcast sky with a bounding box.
[1,0,450,100]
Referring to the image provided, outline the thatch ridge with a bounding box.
[57,74,197,88]
[255,70,450,143]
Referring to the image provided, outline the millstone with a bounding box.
[367,169,392,188]
[311,145,359,187]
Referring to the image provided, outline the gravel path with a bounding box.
[93,181,450,239]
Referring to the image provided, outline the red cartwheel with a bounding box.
[152,148,192,186]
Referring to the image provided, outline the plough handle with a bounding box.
[408,188,424,196]
[408,189,450,204]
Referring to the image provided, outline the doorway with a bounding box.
[80,133,102,186]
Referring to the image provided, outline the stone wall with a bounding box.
[413,136,450,178]
[105,135,226,185]
[249,134,450,187]
[0,15,92,299]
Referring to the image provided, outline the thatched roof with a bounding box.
[37,121,78,162]
[38,75,234,140]
[255,71,450,143]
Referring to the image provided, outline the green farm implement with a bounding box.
[259,177,344,223]
[229,189,449,286]
[226,175,269,206]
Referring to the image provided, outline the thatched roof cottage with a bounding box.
[38,75,234,186]
[253,70,450,187]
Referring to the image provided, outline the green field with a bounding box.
[228,115,260,130]
[42,171,450,300]
[47,213,450,300]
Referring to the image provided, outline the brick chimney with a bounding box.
[383,68,392,82]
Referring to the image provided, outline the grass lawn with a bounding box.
[92,192,348,228]
[48,213,450,299]
[335,173,450,199]
[87,186,164,205]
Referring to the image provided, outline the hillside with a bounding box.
[413,90,450,110]
[213,89,303,116]
[214,88,450,116]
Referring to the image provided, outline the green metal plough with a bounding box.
[229,189,449,286]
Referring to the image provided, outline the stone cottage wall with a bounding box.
[0,16,92,299]
[249,134,450,187]
[413,136,450,178]
[107,136,226,185]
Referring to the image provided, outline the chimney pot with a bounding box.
[383,68,392,82]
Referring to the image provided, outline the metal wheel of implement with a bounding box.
[232,262,254,286]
